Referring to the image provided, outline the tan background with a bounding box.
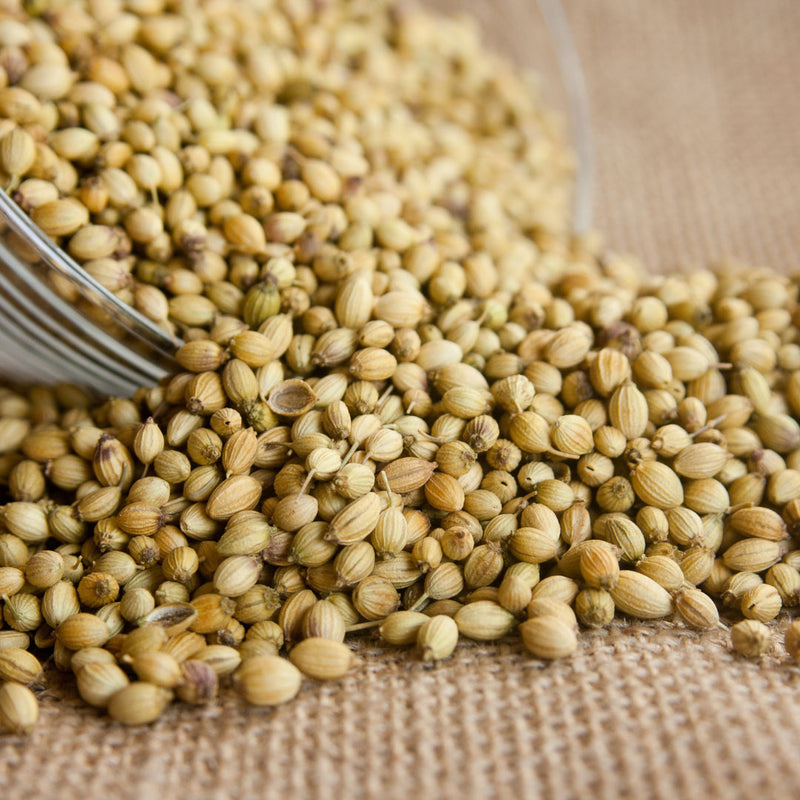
[4,2,800,798]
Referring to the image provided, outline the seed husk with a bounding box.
[177,660,219,705]
[196,645,242,678]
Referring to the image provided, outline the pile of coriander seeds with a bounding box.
[0,0,800,734]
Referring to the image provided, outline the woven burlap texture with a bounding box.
[3,2,800,798]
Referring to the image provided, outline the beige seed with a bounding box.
[675,588,720,629]
[785,620,800,661]
[213,556,262,598]
[301,601,346,643]
[0,682,38,735]
[454,601,516,641]
[635,555,685,593]
[509,527,560,564]
[722,539,782,573]
[610,571,674,619]
[608,381,648,439]
[379,610,430,646]
[31,198,89,236]
[0,632,31,651]
[41,581,81,629]
[379,458,438,493]
[579,542,621,590]
[673,443,730,480]
[325,493,382,545]
[76,662,130,708]
[235,656,302,706]
[574,588,615,628]
[108,682,173,726]
[630,461,684,509]
[519,616,577,660]
[592,514,645,563]
[722,572,764,608]
[498,575,533,615]
[352,576,400,620]
[288,638,355,681]
[205,475,262,520]
[731,620,772,658]
[530,576,580,605]
[551,414,594,456]
[0,648,43,686]
[24,550,63,589]
[526,598,577,630]
[57,613,110,650]
[740,584,782,622]
[127,651,183,688]
[765,563,800,607]
[417,615,459,662]
[729,507,788,542]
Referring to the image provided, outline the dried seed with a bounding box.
[454,601,516,641]
[0,682,38,735]
[630,461,684,509]
[0,648,43,686]
[519,616,578,660]
[235,656,302,706]
[722,539,782,573]
[731,620,772,658]
[288,638,355,680]
[610,571,673,619]
[674,588,720,629]
[108,682,173,725]
[740,584,782,622]
[574,588,615,628]
[76,662,130,708]
[417,615,459,662]
[127,651,183,688]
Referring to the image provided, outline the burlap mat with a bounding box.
[3,2,800,798]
